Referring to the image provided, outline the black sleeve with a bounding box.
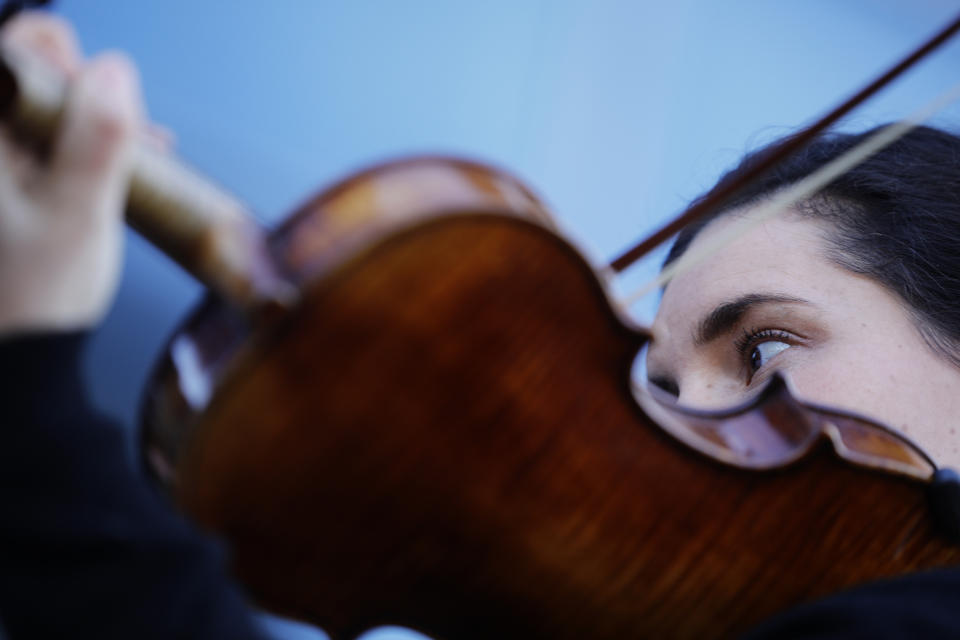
[0,331,269,640]
[742,567,960,638]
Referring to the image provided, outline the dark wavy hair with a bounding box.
[664,125,960,366]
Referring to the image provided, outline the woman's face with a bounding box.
[647,206,960,469]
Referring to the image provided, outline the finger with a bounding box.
[0,128,33,229]
[142,121,176,153]
[41,52,141,221]
[0,125,36,182]
[1,11,80,76]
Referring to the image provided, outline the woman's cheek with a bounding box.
[780,346,869,410]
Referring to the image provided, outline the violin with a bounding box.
[4,12,960,640]
[141,158,960,640]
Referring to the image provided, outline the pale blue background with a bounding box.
[52,1,960,638]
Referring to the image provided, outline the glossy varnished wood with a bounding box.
[141,159,960,639]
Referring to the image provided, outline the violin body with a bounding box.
[142,158,960,639]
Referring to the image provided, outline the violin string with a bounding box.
[618,78,960,311]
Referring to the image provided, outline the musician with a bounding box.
[648,127,960,636]
[2,10,959,640]
[647,126,960,469]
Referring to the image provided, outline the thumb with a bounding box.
[42,51,141,222]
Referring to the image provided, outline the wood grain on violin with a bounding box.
[141,159,960,640]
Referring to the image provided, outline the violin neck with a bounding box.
[0,44,291,312]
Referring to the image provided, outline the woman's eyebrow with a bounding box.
[693,293,810,346]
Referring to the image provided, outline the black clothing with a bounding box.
[0,332,266,639]
[1,331,959,639]
[741,568,960,638]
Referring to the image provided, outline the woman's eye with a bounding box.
[749,340,791,372]
[735,328,799,380]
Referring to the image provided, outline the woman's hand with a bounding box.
[0,12,142,335]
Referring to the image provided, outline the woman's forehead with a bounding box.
[658,212,832,315]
